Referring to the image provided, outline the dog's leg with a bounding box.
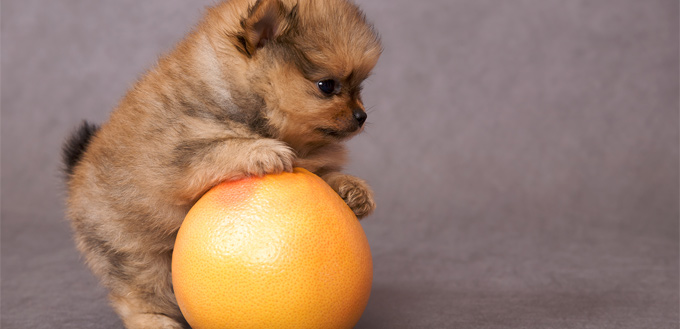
[72,230,187,329]
[105,251,188,329]
[291,144,374,218]
[171,137,295,203]
[321,172,376,219]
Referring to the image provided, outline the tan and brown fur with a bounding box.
[62,0,381,328]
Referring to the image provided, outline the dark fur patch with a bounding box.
[228,106,274,138]
[171,138,228,169]
[62,121,100,178]
[247,111,274,138]
[84,235,132,281]
[170,77,274,138]
[235,34,252,57]
[227,90,275,138]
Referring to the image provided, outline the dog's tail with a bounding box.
[62,121,100,179]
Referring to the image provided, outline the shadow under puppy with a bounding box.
[62,0,381,327]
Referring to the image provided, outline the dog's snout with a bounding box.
[352,108,367,126]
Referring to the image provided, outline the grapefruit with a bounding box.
[172,168,372,329]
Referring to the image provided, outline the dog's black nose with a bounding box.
[353,108,367,126]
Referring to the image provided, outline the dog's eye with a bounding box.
[317,79,339,95]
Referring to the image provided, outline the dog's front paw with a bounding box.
[244,139,295,176]
[323,173,375,219]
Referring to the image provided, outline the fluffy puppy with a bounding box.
[62,0,381,328]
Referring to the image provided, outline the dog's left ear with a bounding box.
[239,0,296,57]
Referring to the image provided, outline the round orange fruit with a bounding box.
[172,168,372,329]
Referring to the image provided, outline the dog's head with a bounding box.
[208,0,381,148]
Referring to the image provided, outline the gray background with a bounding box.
[2,0,678,328]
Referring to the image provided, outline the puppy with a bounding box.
[62,0,381,328]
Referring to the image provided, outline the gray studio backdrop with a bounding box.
[2,0,678,328]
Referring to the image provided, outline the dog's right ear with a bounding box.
[237,0,296,57]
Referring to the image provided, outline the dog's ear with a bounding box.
[238,0,296,57]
